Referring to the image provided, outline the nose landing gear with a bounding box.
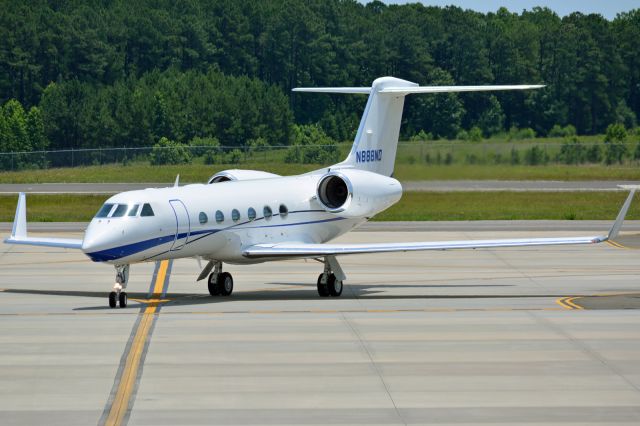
[109,264,129,308]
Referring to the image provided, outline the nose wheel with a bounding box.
[109,264,130,308]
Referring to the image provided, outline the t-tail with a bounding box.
[293,76,544,176]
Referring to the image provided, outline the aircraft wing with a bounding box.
[3,193,83,249]
[244,189,636,259]
[243,235,604,258]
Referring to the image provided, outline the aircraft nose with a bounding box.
[81,222,112,253]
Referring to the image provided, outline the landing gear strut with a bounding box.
[207,261,234,297]
[109,264,129,308]
[317,256,345,297]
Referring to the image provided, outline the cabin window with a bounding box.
[232,209,240,222]
[111,204,128,217]
[199,212,208,224]
[263,205,272,220]
[248,207,256,221]
[141,203,155,217]
[128,204,140,217]
[279,204,288,218]
[215,210,224,223]
[95,203,114,218]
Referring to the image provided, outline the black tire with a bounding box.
[109,291,117,308]
[218,272,234,296]
[118,291,128,308]
[208,272,220,296]
[317,273,329,297]
[327,274,343,297]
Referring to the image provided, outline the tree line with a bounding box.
[1,0,639,155]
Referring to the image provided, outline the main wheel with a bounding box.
[317,273,329,297]
[208,272,220,296]
[118,291,128,308]
[109,291,117,308]
[327,274,343,297]
[218,272,234,296]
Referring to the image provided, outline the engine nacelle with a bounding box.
[316,169,402,218]
[207,169,280,184]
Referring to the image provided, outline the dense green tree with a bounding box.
[0,1,639,156]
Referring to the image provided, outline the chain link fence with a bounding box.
[0,141,638,172]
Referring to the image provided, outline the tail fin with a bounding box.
[294,76,544,176]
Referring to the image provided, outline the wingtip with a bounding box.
[607,188,636,241]
[11,192,27,239]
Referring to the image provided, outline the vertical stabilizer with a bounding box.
[340,77,416,176]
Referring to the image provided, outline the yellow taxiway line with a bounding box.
[104,260,169,426]
[556,296,584,310]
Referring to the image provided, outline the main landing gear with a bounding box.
[109,264,129,308]
[316,256,346,297]
[207,261,234,297]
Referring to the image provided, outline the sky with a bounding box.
[382,0,639,20]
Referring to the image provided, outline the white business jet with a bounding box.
[5,77,636,308]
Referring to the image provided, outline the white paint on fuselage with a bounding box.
[81,172,366,265]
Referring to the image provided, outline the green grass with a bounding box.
[375,191,640,221]
[395,164,640,181]
[1,192,638,222]
[0,194,107,222]
[1,161,639,184]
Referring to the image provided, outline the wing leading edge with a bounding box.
[243,189,636,259]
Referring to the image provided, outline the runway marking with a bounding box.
[606,239,639,250]
[100,259,172,426]
[0,306,567,317]
[607,240,628,249]
[556,296,584,310]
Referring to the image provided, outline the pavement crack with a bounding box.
[340,312,407,426]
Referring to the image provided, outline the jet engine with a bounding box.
[316,169,402,218]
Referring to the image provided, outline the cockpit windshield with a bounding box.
[95,203,115,218]
[95,202,153,218]
[128,204,140,217]
[111,204,128,217]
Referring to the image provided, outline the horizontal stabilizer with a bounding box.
[292,87,371,94]
[379,84,545,94]
[292,84,544,95]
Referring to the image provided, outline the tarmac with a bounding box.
[1,224,640,425]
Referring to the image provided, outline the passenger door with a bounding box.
[169,199,190,251]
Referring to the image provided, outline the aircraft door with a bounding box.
[169,199,191,251]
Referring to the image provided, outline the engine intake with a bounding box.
[317,174,351,211]
[315,169,402,218]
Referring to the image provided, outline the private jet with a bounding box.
[5,77,636,308]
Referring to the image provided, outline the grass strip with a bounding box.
[0,192,638,223]
[375,191,640,221]
[1,162,640,184]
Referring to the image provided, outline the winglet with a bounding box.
[11,192,27,240]
[174,174,180,187]
[607,188,637,241]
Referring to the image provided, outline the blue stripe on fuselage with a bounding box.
[85,216,345,262]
